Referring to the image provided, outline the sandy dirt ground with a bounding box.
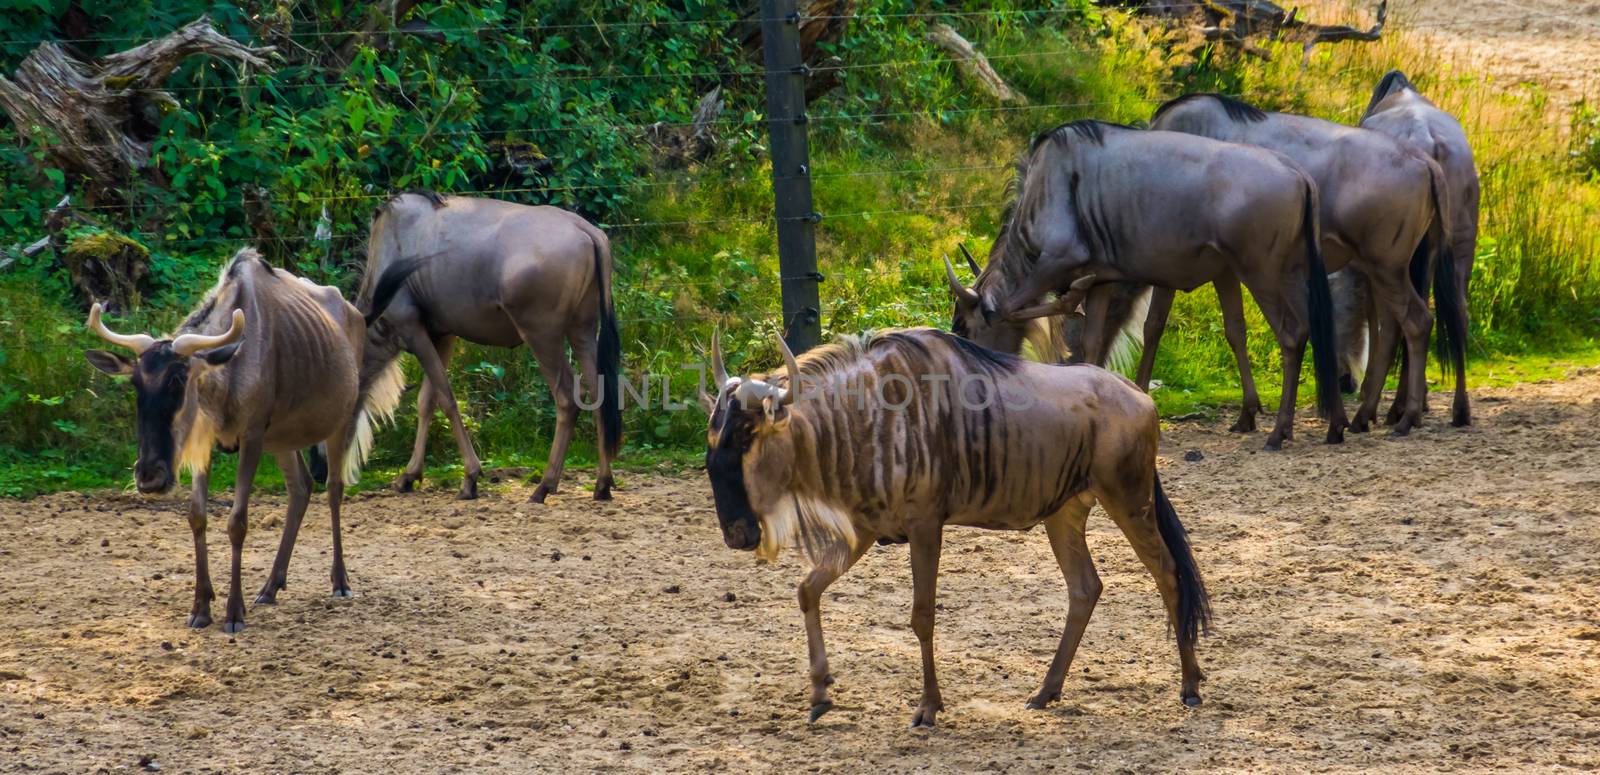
[2,370,1597,773]
[1400,0,1600,103]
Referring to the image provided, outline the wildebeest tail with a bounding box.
[1425,159,1467,381]
[1153,473,1211,649]
[1298,175,1345,427]
[593,235,623,458]
[363,256,426,327]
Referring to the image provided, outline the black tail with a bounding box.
[1425,166,1468,382]
[1153,473,1212,650]
[363,256,427,327]
[592,237,623,458]
[1299,178,1346,431]
[305,444,329,487]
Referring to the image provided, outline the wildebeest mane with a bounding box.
[371,188,448,220]
[785,329,1020,390]
[1152,92,1268,124]
[1364,69,1416,118]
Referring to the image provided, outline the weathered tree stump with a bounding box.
[926,23,1027,105]
[62,231,149,312]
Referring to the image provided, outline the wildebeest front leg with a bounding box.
[1134,287,1173,391]
[799,536,875,723]
[405,330,481,499]
[1390,288,1434,436]
[1028,494,1098,709]
[907,520,944,728]
[394,373,436,493]
[255,451,311,604]
[187,469,215,629]
[1215,277,1264,433]
[324,430,354,598]
[1350,294,1396,434]
[223,435,264,634]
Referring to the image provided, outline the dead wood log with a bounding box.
[0,16,274,208]
[926,23,1027,105]
[1107,0,1386,60]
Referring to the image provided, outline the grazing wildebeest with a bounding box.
[1149,93,1467,436]
[353,192,622,502]
[947,119,1346,450]
[1359,70,1478,426]
[701,325,1211,728]
[83,248,418,632]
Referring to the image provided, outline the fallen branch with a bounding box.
[926,23,1027,105]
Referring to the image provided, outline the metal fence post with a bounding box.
[759,0,822,353]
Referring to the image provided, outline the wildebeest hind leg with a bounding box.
[1027,494,1098,709]
[1351,304,1400,434]
[798,535,875,723]
[1215,277,1263,433]
[394,373,436,493]
[404,331,480,499]
[187,469,215,629]
[1252,285,1306,451]
[324,430,354,598]
[1390,289,1434,436]
[522,331,579,504]
[907,519,945,728]
[255,451,311,605]
[569,330,613,500]
[223,435,265,634]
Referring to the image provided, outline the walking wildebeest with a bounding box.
[83,248,419,632]
[1357,70,1478,426]
[701,325,1211,728]
[352,192,622,502]
[947,119,1346,450]
[1148,93,1467,436]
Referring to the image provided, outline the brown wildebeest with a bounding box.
[83,248,419,632]
[701,325,1210,728]
[1358,70,1478,426]
[352,192,622,502]
[1149,94,1467,436]
[948,119,1346,450]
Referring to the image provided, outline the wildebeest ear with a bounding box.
[196,342,241,366]
[84,349,134,376]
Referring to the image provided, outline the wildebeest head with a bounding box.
[83,304,245,493]
[699,331,802,552]
[946,243,1095,356]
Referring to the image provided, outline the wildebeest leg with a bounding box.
[1027,493,1098,709]
[1098,479,1203,705]
[799,536,875,723]
[522,332,578,504]
[1215,277,1263,433]
[1449,231,1474,427]
[569,328,613,501]
[404,331,480,499]
[1390,285,1434,436]
[223,434,264,634]
[255,451,310,604]
[1078,284,1116,367]
[187,469,215,629]
[394,373,436,493]
[1250,281,1308,451]
[324,429,354,598]
[1134,288,1173,391]
[907,519,945,728]
[1351,290,1395,433]
[1386,343,1410,426]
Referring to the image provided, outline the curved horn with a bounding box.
[86,303,155,355]
[774,334,801,406]
[710,328,729,389]
[1006,274,1098,321]
[943,255,980,305]
[959,242,983,277]
[172,309,246,358]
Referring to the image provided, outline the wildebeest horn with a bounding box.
[710,329,729,389]
[774,334,801,406]
[172,309,246,357]
[1006,274,1098,321]
[943,255,980,305]
[959,243,982,277]
[86,302,155,355]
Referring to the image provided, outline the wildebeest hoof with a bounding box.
[223,619,245,634]
[1325,425,1345,445]
[1025,691,1059,710]
[1183,694,1203,708]
[1349,416,1371,434]
[530,483,552,504]
[187,613,212,629]
[253,593,277,605]
[1262,437,1283,452]
[593,483,613,501]
[910,710,938,729]
[392,475,417,494]
[1452,406,1471,427]
[808,701,834,723]
[332,587,354,599]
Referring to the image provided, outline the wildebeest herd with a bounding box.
[80,73,1476,728]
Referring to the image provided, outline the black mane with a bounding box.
[1030,119,1137,152]
[1364,70,1416,118]
[372,189,448,220]
[1153,93,1268,124]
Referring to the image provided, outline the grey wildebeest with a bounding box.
[1357,70,1478,426]
[701,325,1211,728]
[947,119,1346,450]
[1148,93,1467,436]
[350,192,622,502]
[83,248,419,632]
